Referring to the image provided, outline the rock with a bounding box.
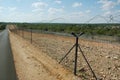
[78,52,81,54]
[111,75,118,80]
[103,75,106,78]
[100,71,104,74]
[100,69,104,73]
[105,55,110,58]
[98,78,103,80]
[113,56,118,60]
[108,67,111,70]
[115,65,120,70]
[96,76,103,80]
[78,67,86,72]
[111,77,118,80]
[118,67,120,70]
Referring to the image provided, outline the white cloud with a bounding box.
[63,11,90,23]
[32,8,42,12]
[117,10,120,13]
[55,0,62,4]
[8,7,17,11]
[0,6,4,12]
[2,11,45,22]
[86,10,91,13]
[48,8,64,14]
[98,0,120,23]
[70,12,85,17]
[103,10,120,23]
[117,0,120,4]
[32,1,48,11]
[72,2,82,8]
[32,1,48,12]
[103,11,112,16]
[98,0,116,10]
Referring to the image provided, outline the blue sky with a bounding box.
[0,0,120,23]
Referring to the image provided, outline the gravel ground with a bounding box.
[9,30,79,80]
[16,30,120,80]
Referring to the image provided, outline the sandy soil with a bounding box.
[9,31,79,80]
[15,30,120,80]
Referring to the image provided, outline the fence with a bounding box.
[10,25,120,80]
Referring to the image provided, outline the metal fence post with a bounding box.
[22,28,24,38]
[30,28,32,44]
[74,36,79,75]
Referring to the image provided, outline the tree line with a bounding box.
[17,23,120,37]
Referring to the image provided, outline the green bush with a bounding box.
[0,24,6,30]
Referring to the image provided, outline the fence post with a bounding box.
[22,27,24,38]
[74,36,79,75]
[30,28,32,44]
[16,27,17,34]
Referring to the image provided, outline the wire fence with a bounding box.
[10,25,120,80]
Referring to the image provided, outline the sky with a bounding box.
[0,0,120,23]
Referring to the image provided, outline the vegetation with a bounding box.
[17,23,120,37]
[0,23,6,30]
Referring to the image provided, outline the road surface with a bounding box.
[0,29,17,80]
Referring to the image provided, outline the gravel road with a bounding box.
[0,28,17,80]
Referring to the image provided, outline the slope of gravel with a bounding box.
[19,31,120,80]
[9,31,79,80]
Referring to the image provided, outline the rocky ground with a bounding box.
[15,30,120,80]
[9,26,120,80]
[9,31,79,80]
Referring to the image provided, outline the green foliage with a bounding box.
[17,23,120,37]
[0,23,6,30]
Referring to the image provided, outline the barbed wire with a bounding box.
[40,14,120,24]
[86,14,120,23]
[49,17,65,23]
[86,15,109,23]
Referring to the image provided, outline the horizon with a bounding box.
[1,21,120,24]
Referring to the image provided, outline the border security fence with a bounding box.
[10,24,120,80]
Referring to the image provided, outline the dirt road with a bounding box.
[0,29,17,80]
